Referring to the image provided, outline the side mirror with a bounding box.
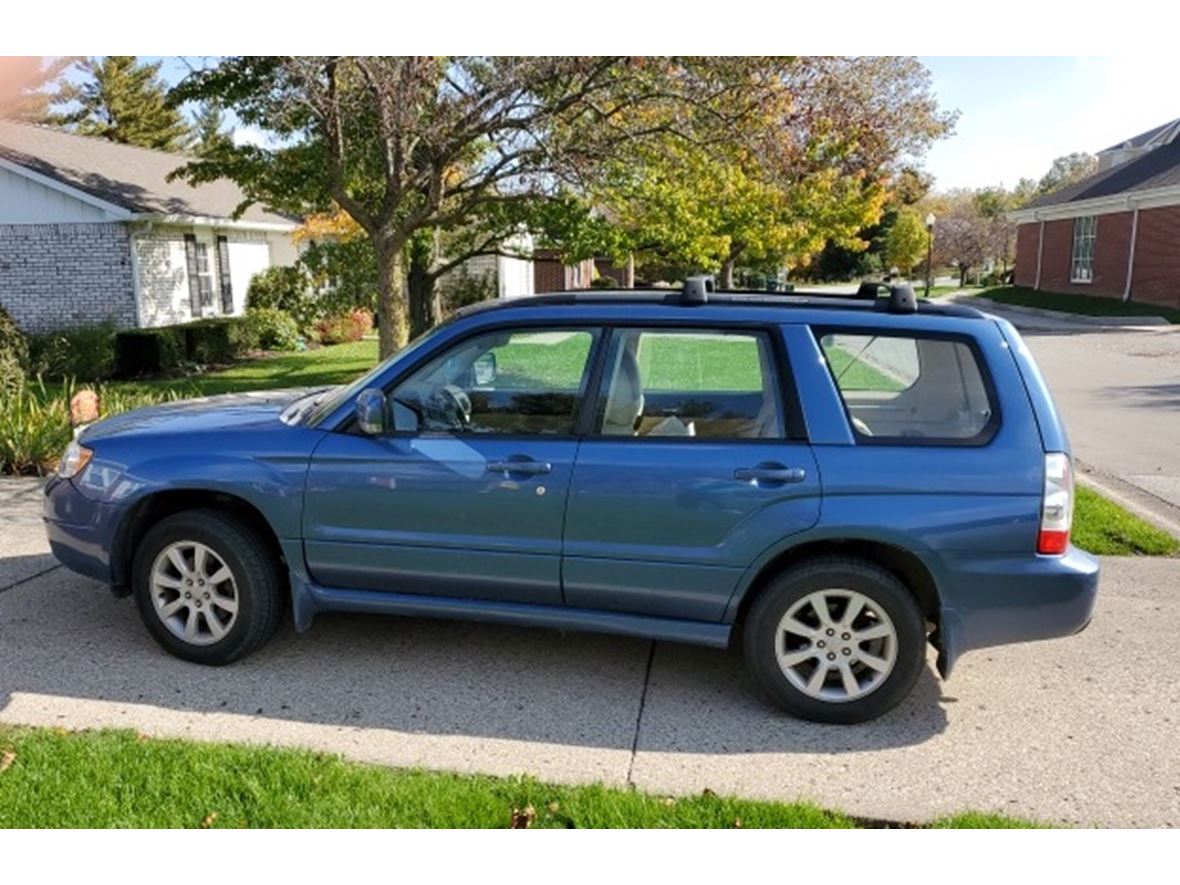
[355,388,387,435]
[472,352,497,386]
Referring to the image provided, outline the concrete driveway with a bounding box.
[1,478,1177,826]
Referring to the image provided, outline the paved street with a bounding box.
[1021,321,1180,509]
[1,477,1177,826]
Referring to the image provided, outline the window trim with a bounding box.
[1070,215,1097,284]
[581,325,802,444]
[812,326,1002,448]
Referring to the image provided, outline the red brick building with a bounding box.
[1012,119,1180,309]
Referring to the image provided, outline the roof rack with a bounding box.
[677,276,917,314]
[681,275,715,305]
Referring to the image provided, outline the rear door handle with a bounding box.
[734,465,807,484]
[487,458,552,476]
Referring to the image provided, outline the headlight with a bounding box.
[58,440,94,479]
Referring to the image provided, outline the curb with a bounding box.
[1075,461,1180,542]
[962,296,1171,328]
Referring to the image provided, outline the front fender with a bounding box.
[76,451,312,539]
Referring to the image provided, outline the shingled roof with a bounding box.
[0,120,296,227]
[1023,129,1180,211]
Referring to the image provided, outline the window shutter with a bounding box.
[215,236,234,314]
[183,234,202,318]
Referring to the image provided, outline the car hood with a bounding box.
[79,388,324,443]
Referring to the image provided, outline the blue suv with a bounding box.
[44,280,1098,723]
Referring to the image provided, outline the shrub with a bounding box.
[114,327,187,377]
[439,266,496,315]
[0,378,184,476]
[590,275,618,289]
[183,318,258,365]
[0,349,22,398]
[313,308,373,345]
[243,307,300,351]
[246,266,318,331]
[0,304,29,395]
[27,323,118,382]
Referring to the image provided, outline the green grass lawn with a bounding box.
[1072,485,1180,556]
[820,342,908,392]
[103,339,381,399]
[974,286,1180,323]
[0,725,1035,829]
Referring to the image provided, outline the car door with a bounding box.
[562,325,820,622]
[303,325,601,606]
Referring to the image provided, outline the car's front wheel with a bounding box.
[131,508,283,665]
[742,556,926,724]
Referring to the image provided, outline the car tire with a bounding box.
[131,508,284,666]
[742,556,926,724]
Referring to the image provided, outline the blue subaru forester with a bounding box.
[44,280,1098,723]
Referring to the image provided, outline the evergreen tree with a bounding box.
[56,56,189,150]
[0,57,75,123]
[189,102,232,157]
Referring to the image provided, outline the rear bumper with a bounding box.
[42,476,121,584]
[935,545,1099,677]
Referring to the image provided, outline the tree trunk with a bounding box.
[959,265,969,288]
[408,247,441,340]
[374,237,409,360]
[719,259,736,290]
[624,253,635,289]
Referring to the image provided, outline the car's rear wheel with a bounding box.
[742,556,926,724]
[131,509,283,665]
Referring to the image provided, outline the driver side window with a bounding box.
[391,328,598,435]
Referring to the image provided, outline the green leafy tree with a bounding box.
[885,208,929,277]
[170,57,795,355]
[55,56,190,150]
[1037,152,1098,196]
[593,58,951,287]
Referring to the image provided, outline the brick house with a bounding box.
[0,120,301,333]
[1011,118,1180,309]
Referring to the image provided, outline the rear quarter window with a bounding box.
[817,330,998,445]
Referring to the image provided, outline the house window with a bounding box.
[193,242,216,310]
[1071,216,1096,283]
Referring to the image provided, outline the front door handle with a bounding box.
[734,464,807,484]
[487,458,552,476]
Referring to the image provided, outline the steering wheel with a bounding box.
[851,415,874,437]
[439,384,473,429]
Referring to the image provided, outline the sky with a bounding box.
[149,56,1177,193]
[920,56,1176,190]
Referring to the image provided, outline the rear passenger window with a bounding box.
[595,329,783,439]
[819,331,997,444]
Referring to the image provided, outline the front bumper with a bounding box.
[934,546,1099,677]
[42,475,123,584]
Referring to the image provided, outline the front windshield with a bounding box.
[301,321,453,427]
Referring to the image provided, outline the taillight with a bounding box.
[1038,453,1074,555]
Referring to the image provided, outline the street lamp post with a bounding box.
[924,213,936,299]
